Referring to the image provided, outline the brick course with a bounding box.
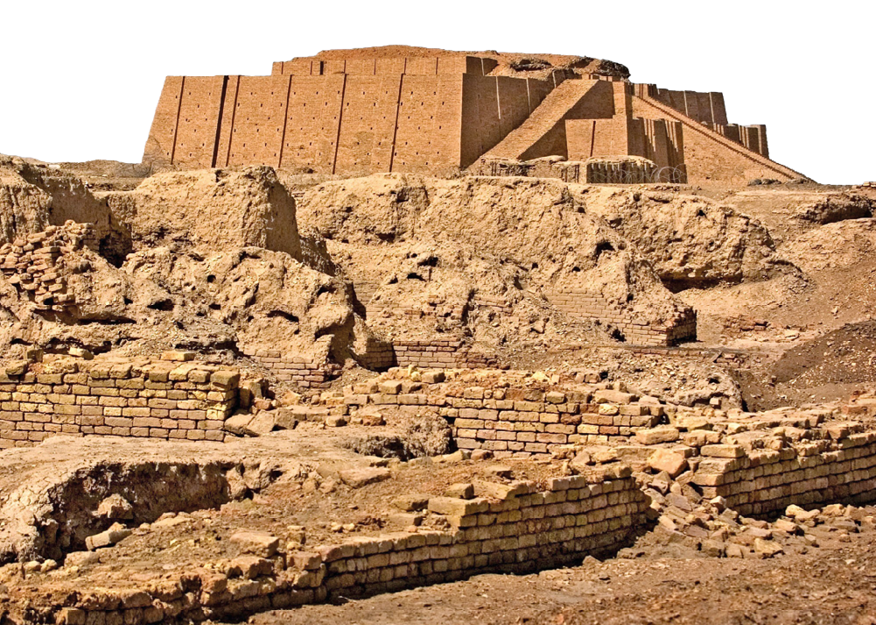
[692,437,876,517]
[0,360,239,447]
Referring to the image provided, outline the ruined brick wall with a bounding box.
[393,340,496,369]
[342,383,663,457]
[0,359,239,448]
[0,222,98,313]
[46,471,649,623]
[472,155,679,185]
[241,348,340,389]
[444,388,661,456]
[691,433,876,517]
[546,290,696,346]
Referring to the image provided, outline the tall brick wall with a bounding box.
[276,75,347,172]
[565,116,629,160]
[631,91,801,184]
[650,87,728,125]
[391,75,464,173]
[334,75,402,173]
[460,74,555,169]
[143,77,184,166]
[146,72,466,176]
[142,53,804,183]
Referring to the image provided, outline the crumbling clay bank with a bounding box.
[1,45,876,625]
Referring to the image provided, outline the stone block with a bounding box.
[211,370,240,389]
[702,445,745,459]
[444,483,475,499]
[224,413,253,436]
[391,493,431,511]
[339,467,391,488]
[230,531,280,558]
[635,427,680,445]
[427,497,489,517]
[593,390,635,404]
[378,381,402,395]
[647,449,688,478]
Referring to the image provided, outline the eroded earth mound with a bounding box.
[1,153,876,624]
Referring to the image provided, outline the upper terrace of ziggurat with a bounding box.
[143,45,806,185]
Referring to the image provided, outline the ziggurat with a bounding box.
[143,46,806,184]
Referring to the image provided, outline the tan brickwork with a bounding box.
[41,472,650,623]
[546,290,697,346]
[142,49,805,184]
[0,222,99,313]
[341,382,663,457]
[0,359,239,447]
[692,435,876,517]
[241,347,340,389]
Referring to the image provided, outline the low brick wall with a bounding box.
[394,340,496,369]
[547,290,697,346]
[242,348,340,389]
[0,359,238,447]
[692,434,876,517]
[48,472,650,624]
[342,382,663,457]
[355,337,396,371]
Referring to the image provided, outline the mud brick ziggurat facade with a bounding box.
[142,46,806,185]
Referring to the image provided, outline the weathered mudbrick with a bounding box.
[0,222,99,314]
[547,289,697,346]
[341,380,662,457]
[0,359,239,447]
[393,340,496,369]
[242,348,340,389]
[692,435,876,518]
[49,472,650,624]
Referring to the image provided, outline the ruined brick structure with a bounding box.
[0,358,239,448]
[143,46,806,185]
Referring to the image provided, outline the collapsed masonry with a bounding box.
[0,159,711,398]
[3,363,876,622]
[143,45,806,185]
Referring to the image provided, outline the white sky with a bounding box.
[2,0,872,184]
